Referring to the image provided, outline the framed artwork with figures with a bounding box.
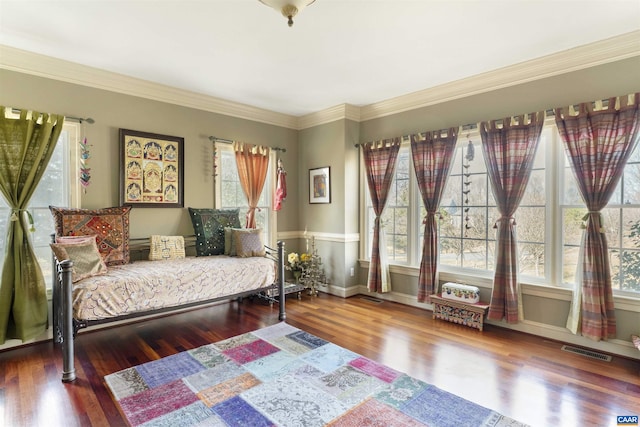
[119,129,184,208]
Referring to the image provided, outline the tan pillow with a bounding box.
[56,234,97,244]
[149,235,185,261]
[233,228,265,258]
[224,227,243,256]
[50,237,108,282]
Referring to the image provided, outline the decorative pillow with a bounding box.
[49,206,131,266]
[50,237,108,283]
[233,228,265,258]
[149,235,185,261]
[632,335,640,351]
[56,235,97,244]
[224,227,244,256]
[188,208,241,256]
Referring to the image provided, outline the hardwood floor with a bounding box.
[1,293,639,427]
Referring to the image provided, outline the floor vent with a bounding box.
[561,345,612,362]
[359,296,383,304]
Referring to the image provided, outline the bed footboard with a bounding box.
[54,240,287,382]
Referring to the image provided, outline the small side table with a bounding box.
[430,295,490,331]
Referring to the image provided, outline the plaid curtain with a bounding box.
[480,112,544,324]
[363,138,401,293]
[555,93,640,341]
[410,128,458,302]
[233,142,270,229]
[0,107,64,343]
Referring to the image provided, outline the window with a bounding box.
[0,120,81,290]
[362,120,640,296]
[560,137,640,294]
[365,148,412,263]
[439,136,497,273]
[217,146,275,247]
[438,129,548,279]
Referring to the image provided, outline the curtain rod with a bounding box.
[9,108,95,124]
[354,109,561,148]
[208,136,286,152]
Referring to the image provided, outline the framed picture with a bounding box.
[119,129,184,208]
[309,166,331,204]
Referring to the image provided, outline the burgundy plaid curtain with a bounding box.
[410,128,458,302]
[480,112,544,324]
[363,138,401,293]
[555,93,640,341]
[233,142,270,229]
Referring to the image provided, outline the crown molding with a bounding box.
[297,103,362,130]
[2,30,638,130]
[358,30,640,122]
[0,44,299,129]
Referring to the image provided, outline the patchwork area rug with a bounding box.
[105,322,528,426]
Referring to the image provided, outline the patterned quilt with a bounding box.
[72,256,276,320]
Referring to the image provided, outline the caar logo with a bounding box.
[618,415,639,426]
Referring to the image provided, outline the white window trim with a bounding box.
[214,144,277,248]
[359,119,640,298]
[66,121,82,208]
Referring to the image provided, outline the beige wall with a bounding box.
[0,69,299,239]
[2,55,640,357]
[298,119,360,288]
[352,56,640,357]
[360,57,640,142]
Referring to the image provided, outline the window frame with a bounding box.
[557,125,640,297]
[215,144,277,248]
[360,118,640,297]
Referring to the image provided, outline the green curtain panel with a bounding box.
[0,107,64,343]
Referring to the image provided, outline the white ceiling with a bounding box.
[1,0,639,117]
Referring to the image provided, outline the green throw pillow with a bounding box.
[188,208,241,256]
[224,227,243,256]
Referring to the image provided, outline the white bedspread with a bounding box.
[72,256,276,321]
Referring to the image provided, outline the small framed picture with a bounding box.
[309,166,330,204]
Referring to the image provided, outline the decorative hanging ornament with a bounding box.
[463,136,474,237]
[79,137,91,192]
[465,140,475,161]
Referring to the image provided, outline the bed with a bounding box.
[49,206,287,382]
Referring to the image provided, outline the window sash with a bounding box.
[361,121,640,295]
[216,146,276,247]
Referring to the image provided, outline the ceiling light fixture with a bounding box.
[259,0,316,27]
